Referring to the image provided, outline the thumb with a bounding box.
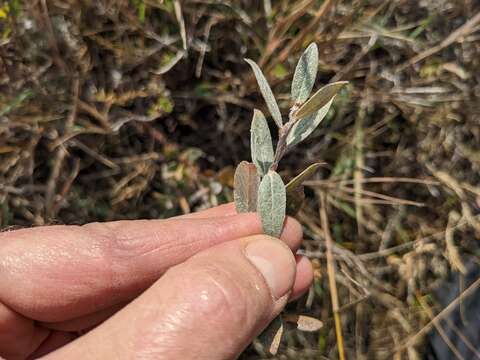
[48,235,297,360]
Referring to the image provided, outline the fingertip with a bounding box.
[289,256,314,302]
[280,216,303,251]
[243,235,297,300]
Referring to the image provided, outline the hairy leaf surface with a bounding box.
[245,58,283,127]
[287,98,334,147]
[250,109,274,176]
[258,171,286,237]
[291,43,318,103]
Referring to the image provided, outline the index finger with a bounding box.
[0,209,302,323]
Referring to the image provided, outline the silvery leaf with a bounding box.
[250,109,274,176]
[287,98,334,147]
[234,161,260,213]
[257,315,284,356]
[291,43,318,103]
[284,314,323,332]
[258,171,286,237]
[245,58,283,128]
[294,81,348,120]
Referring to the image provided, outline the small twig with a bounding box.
[50,158,80,216]
[353,99,367,239]
[330,34,377,83]
[445,211,467,274]
[395,277,480,352]
[270,105,300,170]
[39,0,68,72]
[258,0,315,68]
[78,101,111,130]
[397,11,480,71]
[356,216,475,261]
[320,192,346,360]
[45,78,79,219]
[69,139,119,170]
[174,0,188,50]
[416,293,477,360]
[305,176,439,186]
[273,0,336,71]
[196,19,215,78]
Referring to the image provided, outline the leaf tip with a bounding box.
[306,42,318,52]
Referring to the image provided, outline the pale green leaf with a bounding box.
[291,43,318,103]
[258,171,286,237]
[250,109,274,176]
[295,81,348,120]
[286,98,334,147]
[234,161,260,213]
[245,58,283,127]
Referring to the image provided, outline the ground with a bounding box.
[1,0,480,358]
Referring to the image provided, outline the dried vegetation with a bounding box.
[1,0,480,358]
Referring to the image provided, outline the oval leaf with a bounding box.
[250,109,274,176]
[295,81,348,120]
[234,161,260,213]
[291,43,318,103]
[258,171,286,237]
[245,58,283,128]
[286,98,334,147]
[284,314,323,332]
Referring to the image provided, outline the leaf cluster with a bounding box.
[234,43,347,237]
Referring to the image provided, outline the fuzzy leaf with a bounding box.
[291,43,318,103]
[258,171,286,237]
[257,315,284,356]
[286,162,323,192]
[245,58,283,127]
[234,161,260,213]
[284,314,323,332]
[295,81,348,120]
[250,109,274,176]
[287,98,334,147]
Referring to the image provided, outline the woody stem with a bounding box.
[270,110,297,171]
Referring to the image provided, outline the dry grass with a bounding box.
[1,0,480,358]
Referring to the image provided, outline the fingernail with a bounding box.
[245,237,296,299]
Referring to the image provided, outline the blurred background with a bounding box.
[1,0,480,358]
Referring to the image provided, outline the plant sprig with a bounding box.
[235,42,348,355]
[240,42,348,236]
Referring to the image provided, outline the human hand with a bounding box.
[0,203,313,359]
